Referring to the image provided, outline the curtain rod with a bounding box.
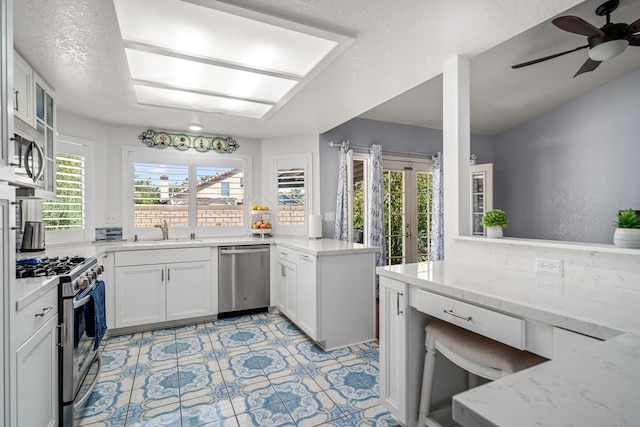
[328,141,433,159]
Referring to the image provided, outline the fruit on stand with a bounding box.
[251,220,272,229]
[251,205,270,211]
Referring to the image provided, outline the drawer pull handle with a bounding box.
[35,306,54,317]
[396,292,403,315]
[444,309,472,321]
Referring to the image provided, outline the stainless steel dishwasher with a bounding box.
[218,245,270,315]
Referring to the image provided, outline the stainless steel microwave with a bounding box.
[13,117,45,189]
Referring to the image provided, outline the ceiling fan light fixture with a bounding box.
[588,39,629,61]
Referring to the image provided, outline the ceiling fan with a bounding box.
[512,0,640,77]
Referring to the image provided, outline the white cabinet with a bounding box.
[10,284,59,427]
[165,261,212,321]
[470,163,493,236]
[275,255,297,320]
[13,52,34,125]
[296,253,317,338]
[380,276,408,424]
[115,264,166,328]
[114,248,212,329]
[275,244,374,350]
[15,316,58,427]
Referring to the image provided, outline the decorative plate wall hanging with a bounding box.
[138,129,239,153]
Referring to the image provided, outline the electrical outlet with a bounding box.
[536,258,563,276]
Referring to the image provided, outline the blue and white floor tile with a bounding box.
[79,313,396,426]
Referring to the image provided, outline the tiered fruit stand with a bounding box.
[250,197,273,238]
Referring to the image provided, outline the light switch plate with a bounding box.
[105,213,117,224]
[324,212,335,222]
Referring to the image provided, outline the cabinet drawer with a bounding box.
[275,246,300,263]
[414,290,525,350]
[115,247,209,266]
[14,286,58,346]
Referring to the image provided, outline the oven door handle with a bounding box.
[73,280,97,309]
[73,354,102,410]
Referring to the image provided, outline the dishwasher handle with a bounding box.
[220,247,269,255]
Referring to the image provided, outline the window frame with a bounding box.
[44,135,94,244]
[123,146,252,239]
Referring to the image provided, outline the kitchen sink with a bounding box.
[122,238,202,247]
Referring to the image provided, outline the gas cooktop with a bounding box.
[16,256,87,279]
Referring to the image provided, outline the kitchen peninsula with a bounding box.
[377,260,640,427]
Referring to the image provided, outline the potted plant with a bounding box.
[613,209,640,248]
[482,209,509,238]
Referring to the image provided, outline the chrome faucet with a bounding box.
[154,220,169,240]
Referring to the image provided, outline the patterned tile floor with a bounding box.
[78,312,401,427]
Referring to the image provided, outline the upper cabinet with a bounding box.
[13,53,34,125]
[11,51,57,197]
[34,75,56,195]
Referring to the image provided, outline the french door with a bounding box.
[382,158,433,265]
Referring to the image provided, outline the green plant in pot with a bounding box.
[613,209,640,248]
[482,209,509,238]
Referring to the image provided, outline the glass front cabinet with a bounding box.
[470,164,493,236]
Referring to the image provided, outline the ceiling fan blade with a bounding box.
[552,16,605,37]
[512,45,588,69]
[628,17,640,34]
[629,34,640,46]
[574,58,601,77]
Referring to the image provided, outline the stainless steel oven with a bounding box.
[13,117,45,189]
[58,257,105,427]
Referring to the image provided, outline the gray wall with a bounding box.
[319,118,494,237]
[493,68,640,244]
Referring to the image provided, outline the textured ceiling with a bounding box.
[14,0,587,139]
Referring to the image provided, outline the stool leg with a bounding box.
[418,331,437,427]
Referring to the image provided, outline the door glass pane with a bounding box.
[383,170,405,265]
[352,159,365,243]
[36,83,45,121]
[416,172,433,262]
[46,93,54,127]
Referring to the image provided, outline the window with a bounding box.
[220,182,230,197]
[126,148,249,238]
[43,152,85,230]
[42,137,93,244]
[272,153,312,235]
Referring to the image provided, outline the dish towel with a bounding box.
[84,279,107,350]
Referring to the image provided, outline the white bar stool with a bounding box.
[419,319,546,427]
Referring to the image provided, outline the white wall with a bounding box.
[57,111,262,234]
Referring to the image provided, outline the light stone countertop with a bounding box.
[13,236,378,311]
[376,261,640,427]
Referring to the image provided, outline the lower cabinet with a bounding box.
[114,248,212,329]
[15,316,58,427]
[379,276,408,424]
[275,244,374,350]
[11,284,59,427]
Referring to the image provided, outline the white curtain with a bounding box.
[367,145,386,278]
[334,141,349,241]
[430,152,444,261]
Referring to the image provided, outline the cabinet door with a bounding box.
[296,253,317,339]
[115,265,166,328]
[379,277,407,424]
[276,257,296,320]
[166,261,212,321]
[13,53,33,125]
[15,315,58,427]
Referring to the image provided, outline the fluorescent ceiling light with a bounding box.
[113,0,353,119]
[134,85,272,119]
[124,49,297,102]
[114,0,338,76]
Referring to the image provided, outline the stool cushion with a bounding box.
[426,320,547,374]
